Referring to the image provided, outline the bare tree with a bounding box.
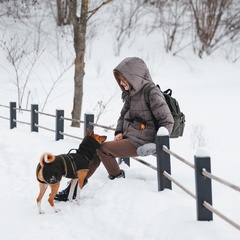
[40,62,73,112]
[93,91,117,124]
[0,31,43,110]
[68,0,112,127]
[0,0,39,20]
[145,0,190,54]
[189,0,240,58]
[56,0,71,26]
[144,0,240,59]
[110,0,147,56]
[0,0,76,111]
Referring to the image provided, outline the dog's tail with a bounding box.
[39,153,55,167]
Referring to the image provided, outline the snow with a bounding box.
[1,3,240,240]
[157,126,169,136]
[195,147,210,158]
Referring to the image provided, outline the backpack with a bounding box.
[144,83,185,138]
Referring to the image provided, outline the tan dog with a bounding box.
[36,130,107,214]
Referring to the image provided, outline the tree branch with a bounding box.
[87,0,113,20]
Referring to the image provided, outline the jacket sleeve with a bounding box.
[115,98,130,136]
[149,87,174,134]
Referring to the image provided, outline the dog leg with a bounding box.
[36,183,48,214]
[68,179,78,202]
[76,169,89,205]
[48,183,61,213]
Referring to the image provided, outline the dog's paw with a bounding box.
[38,210,45,214]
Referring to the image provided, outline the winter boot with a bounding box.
[108,169,125,180]
[54,179,88,201]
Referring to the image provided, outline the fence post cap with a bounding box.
[195,147,210,158]
[157,127,169,136]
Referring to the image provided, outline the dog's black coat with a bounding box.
[37,135,101,184]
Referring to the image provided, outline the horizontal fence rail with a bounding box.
[60,116,84,124]
[89,121,116,131]
[0,102,240,231]
[202,169,240,192]
[35,124,55,132]
[162,145,194,169]
[203,201,240,230]
[59,131,83,140]
[163,171,196,199]
[14,119,31,125]
[162,145,196,199]
[0,104,9,108]
[35,110,56,117]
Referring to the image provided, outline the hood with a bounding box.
[113,57,153,98]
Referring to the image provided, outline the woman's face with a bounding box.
[119,76,131,91]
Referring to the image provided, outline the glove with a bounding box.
[137,143,156,156]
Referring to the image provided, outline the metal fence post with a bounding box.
[56,109,64,141]
[31,104,38,132]
[84,113,94,136]
[118,157,130,167]
[10,102,16,129]
[194,156,213,221]
[155,134,172,191]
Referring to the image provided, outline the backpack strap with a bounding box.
[143,83,157,106]
[143,83,160,130]
[163,88,172,96]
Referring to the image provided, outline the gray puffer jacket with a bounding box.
[114,57,174,148]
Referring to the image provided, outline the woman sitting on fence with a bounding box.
[55,57,173,201]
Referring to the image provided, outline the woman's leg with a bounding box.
[88,139,137,178]
[86,154,101,179]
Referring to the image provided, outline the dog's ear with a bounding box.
[86,129,94,136]
[86,129,90,136]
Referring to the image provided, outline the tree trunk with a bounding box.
[70,0,88,127]
[57,0,70,26]
[69,0,112,127]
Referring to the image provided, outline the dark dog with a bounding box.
[36,129,107,214]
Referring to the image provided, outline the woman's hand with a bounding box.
[114,133,123,141]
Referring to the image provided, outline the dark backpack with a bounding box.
[144,83,185,138]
